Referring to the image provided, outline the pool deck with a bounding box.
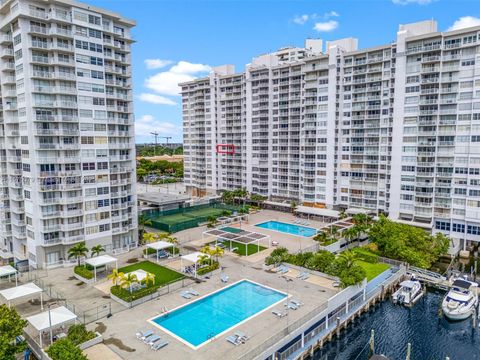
[89,253,336,360]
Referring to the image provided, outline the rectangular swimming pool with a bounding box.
[255,220,317,237]
[149,280,287,349]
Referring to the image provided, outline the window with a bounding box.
[435,221,450,231]
[82,162,95,171]
[89,28,102,38]
[90,57,103,66]
[91,70,104,79]
[88,14,101,25]
[452,223,465,233]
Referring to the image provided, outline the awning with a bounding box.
[346,208,373,215]
[181,252,209,264]
[26,306,77,331]
[263,200,292,208]
[394,219,432,229]
[0,265,17,277]
[85,254,117,268]
[146,241,173,251]
[295,205,340,218]
[0,282,42,301]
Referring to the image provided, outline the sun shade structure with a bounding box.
[181,252,210,278]
[203,227,271,256]
[146,240,175,262]
[294,205,340,220]
[0,265,18,286]
[85,254,118,282]
[27,306,77,348]
[128,269,149,282]
[0,282,43,309]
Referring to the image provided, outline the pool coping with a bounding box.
[254,220,318,238]
[147,278,289,350]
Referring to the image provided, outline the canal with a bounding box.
[311,290,480,360]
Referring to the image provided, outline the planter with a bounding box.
[79,332,103,350]
[73,272,94,285]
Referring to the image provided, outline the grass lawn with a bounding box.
[210,240,267,256]
[118,260,184,286]
[356,260,390,281]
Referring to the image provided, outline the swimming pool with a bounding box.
[149,280,287,349]
[255,220,317,237]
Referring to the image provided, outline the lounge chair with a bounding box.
[272,310,287,318]
[221,274,229,283]
[290,299,304,307]
[188,289,199,296]
[181,291,192,299]
[279,266,290,274]
[136,330,153,340]
[296,272,306,278]
[152,339,169,350]
[300,273,310,280]
[285,302,298,310]
[235,331,249,341]
[226,335,241,346]
[145,335,161,345]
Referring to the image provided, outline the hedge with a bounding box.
[74,266,93,279]
[46,339,87,360]
[197,261,219,276]
[352,248,379,264]
[67,324,96,346]
[111,284,158,302]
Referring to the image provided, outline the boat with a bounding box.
[392,279,423,307]
[442,278,479,321]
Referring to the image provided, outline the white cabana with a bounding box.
[146,240,175,262]
[129,269,148,282]
[0,265,18,286]
[181,252,210,278]
[27,306,77,348]
[295,205,340,220]
[0,282,43,309]
[85,255,117,282]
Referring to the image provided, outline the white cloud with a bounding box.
[138,93,176,106]
[293,14,309,25]
[313,20,338,32]
[135,115,180,137]
[145,61,211,96]
[325,11,339,18]
[392,0,433,4]
[447,16,480,31]
[144,59,173,70]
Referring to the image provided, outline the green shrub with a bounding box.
[46,339,87,360]
[74,266,93,280]
[304,251,336,273]
[197,261,220,276]
[67,324,96,346]
[111,284,158,302]
[265,247,290,265]
[352,248,379,263]
[288,252,314,267]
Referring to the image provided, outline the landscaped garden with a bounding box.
[109,260,184,302]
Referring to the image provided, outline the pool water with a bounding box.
[255,220,317,237]
[150,280,287,348]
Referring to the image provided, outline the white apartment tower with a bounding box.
[183,20,480,251]
[0,0,137,268]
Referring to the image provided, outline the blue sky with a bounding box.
[89,0,480,144]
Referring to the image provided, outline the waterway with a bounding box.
[311,290,480,360]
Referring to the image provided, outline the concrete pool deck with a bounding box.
[89,253,336,360]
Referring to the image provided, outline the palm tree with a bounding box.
[342,227,359,243]
[90,244,105,257]
[143,272,156,286]
[120,273,138,293]
[107,269,124,286]
[68,242,89,266]
[138,214,153,241]
[142,232,158,244]
[290,201,297,214]
[338,250,358,269]
[207,216,219,228]
[210,246,224,263]
[314,231,329,244]
[200,246,213,265]
[339,210,347,220]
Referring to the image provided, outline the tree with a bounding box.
[338,250,358,269]
[138,214,153,241]
[290,201,297,214]
[142,232,158,245]
[207,216,219,228]
[120,273,138,293]
[314,231,328,244]
[46,339,88,360]
[342,227,359,242]
[67,242,88,266]
[0,305,28,360]
[338,264,366,288]
[305,251,335,273]
[143,272,156,286]
[210,246,224,263]
[339,210,348,220]
[107,268,124,286]
[90,244,105,258]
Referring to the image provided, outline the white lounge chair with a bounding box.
[235,331,249,341]
[226,335,241,345]
[136,330,153,340]
[145,335,161,345]
[221,274,229,283]
[152,339,169,350]
[272,310,287,318]
[181,291,192,299]
[188,289,199,296]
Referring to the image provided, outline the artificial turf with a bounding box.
[356,260,390,281]
[118,260,184,285]
[211,240,267,256]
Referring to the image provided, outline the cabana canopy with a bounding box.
[146,241,175,262]
[203,228,271,256]
[181,252,210,278]
[85,255,117,282]
[27,306,77,348]
[27,306,77,331]
[0,265,18,286]
[295,205,340,219]
[129,269,148,282]
[0,282,43,309]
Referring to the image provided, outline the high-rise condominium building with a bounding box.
[0,0,137,268]
[183,20,480,251]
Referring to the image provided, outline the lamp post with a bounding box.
[47,302,57,346]
[282,276,293,330]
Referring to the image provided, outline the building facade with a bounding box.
[0,0,137,268]
[183,20,480,251]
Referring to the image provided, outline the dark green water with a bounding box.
[312,290,480,360]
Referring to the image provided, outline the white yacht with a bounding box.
[442,278,478,321]
[392,279,423,307]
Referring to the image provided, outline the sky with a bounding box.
[87,0,480,144]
